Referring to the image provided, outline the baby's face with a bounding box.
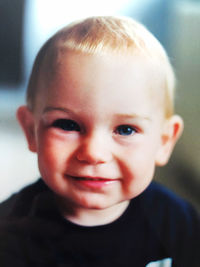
[24,52,173,211]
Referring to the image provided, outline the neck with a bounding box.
[56,197,130,227]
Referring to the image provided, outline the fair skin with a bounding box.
[17,51,183,226]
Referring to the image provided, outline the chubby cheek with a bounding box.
[119,144,157,199]
[36,130,70,181]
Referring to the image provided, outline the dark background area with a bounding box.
[0,0,25,86]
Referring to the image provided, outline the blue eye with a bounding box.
[116,125,137,136]
[52,119,80,131]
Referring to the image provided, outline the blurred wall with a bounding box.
[155,1,200,211]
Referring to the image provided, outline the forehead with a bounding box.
[36,51,165,115]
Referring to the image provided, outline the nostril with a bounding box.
[75,133,112,164]
[75,142,110,165]
[76,149,106,164]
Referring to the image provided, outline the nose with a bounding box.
[76,132,112,164]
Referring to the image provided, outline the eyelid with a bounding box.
[116,124,140,131]
[42,113,77,126]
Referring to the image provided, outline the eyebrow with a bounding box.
[43,106,151,121]
[43,106,73,114]
[115,113,151,121]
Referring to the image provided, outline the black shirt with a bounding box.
[0,179,199,267]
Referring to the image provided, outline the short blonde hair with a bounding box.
[27,16,175,117]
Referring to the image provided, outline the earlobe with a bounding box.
[156,115,184,166]
[16,106,37,152]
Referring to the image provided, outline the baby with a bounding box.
[0,16,199,267]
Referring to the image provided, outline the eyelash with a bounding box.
[51,119,138,136]
[115,125,138,136]
[52,119,81,132]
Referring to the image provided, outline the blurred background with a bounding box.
[0,0,200,210]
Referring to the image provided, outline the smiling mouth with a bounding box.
[68,176,115,181]
[66,175,119,188]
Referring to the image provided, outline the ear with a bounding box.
[16,106,37,152]
[156,115,184,166]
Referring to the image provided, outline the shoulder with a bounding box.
[0,179,47,218]
[139,182,200,266]
[141,181,199,218]
[139,181,200,234]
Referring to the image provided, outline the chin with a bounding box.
[78,196,116,210]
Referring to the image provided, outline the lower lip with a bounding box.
[68,176,118,189]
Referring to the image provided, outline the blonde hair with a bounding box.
[27,16,175,117]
